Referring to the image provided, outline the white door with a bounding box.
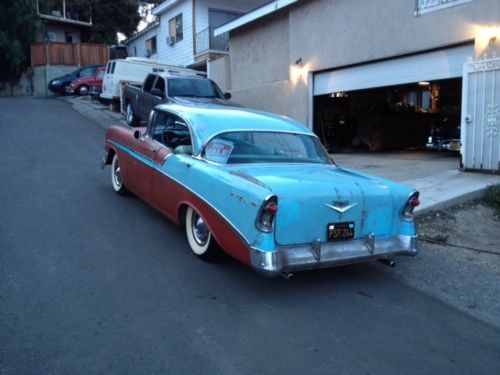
[461,57,500,173]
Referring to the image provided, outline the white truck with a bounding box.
[100,57,205,107]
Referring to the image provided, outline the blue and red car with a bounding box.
[102,104,419,277]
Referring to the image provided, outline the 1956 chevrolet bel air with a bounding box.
[102,103,419,277]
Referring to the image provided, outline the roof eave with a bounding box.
[214,0,298,36]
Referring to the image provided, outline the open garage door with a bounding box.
[313,44,473,153]
[314,44,473,95]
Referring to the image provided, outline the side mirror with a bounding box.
[223,92,231,99]
[133,130,142,139]
[150,88,163,97]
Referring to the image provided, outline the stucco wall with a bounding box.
[228,0,500,125]
[207,55,230,91]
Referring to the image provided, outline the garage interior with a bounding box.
[313,78,462,153]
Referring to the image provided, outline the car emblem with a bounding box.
[324,201,358,213]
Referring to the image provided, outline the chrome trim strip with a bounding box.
[106,139,251,245]
[250,235,418,277]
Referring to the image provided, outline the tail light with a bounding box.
[401,192,420,221]
[255,195,278,232]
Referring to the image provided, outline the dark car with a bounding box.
[123,72,237,126]
[426,115,461,151]
[48,64,105,95]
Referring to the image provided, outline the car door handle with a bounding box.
[182,161,192,168]
[149,148,158,153]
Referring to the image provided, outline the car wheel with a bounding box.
[111,153,128,195]
[126,102,140,127]
[78,85,89,96]
[185,206,221,260]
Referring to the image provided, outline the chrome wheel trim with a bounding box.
[186,207,211,255]
[111,155,122,191]
[192,212,210,246]
[79,86,89,95]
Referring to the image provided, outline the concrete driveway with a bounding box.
[332,150,460,182]
[332,151,500,214]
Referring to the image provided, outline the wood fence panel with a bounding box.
[31,44,47,66]
[31,42,109,67]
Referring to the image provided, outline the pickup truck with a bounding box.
[122,72,235,126]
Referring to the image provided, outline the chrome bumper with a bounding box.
[250,235,418,277]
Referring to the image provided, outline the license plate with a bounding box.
[327,222,355,241]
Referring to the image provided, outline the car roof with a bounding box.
[155,103,314,155]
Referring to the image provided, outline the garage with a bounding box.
[312,44,473,153]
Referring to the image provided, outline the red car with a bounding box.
[68,66,105,95]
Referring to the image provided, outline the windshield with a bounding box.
[168,78,224,98]
[202,131,332,165]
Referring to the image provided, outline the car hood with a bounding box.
[228,164,413,245]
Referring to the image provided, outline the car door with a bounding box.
[138,74,157,120]
[150,111,191,219]
[125,114,165,202]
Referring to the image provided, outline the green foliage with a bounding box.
[486,184,500,212]
[0,0,41,82]
[67,0,141,44]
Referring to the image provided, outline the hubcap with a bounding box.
[113,160,122,187]
[192,213,209,246]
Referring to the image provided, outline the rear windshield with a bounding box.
[203,131,332,165]
[168,78,224,98]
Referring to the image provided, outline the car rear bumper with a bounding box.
[249,235,418,277]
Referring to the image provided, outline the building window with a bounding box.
[145,36,157,56]
[416,0,473,15]
[46,32,56,42]
[168,14,183,44]
[64,31,76,43]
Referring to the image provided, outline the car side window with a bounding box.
[79,67,94,77]
[143,75,156,93]
[149,111,191,152]
[154,77,165,95]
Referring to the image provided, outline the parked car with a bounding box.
[48,64,105,95]
[426,115,461,151]
[67,66,106,96]
[101,57,204,104]
[123,72,235,126]
[102,104,420,277]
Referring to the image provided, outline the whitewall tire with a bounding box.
[185,206,221,260]
[111,153,128,195]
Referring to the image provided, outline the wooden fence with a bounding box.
[31,42,110,67]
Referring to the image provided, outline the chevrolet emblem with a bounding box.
[324,201,358,213]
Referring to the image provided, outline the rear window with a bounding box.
[168,78,224,98]
[203,131,332,165]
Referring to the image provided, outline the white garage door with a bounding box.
[313,44,474,96]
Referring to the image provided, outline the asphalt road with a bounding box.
[1,97,499,374]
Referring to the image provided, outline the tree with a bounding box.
[0,0,41,83]
[67,0,142,44]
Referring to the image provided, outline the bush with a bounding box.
[486,184,500,210]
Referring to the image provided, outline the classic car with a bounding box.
[102,104,420,277]
[67,66,105,96]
